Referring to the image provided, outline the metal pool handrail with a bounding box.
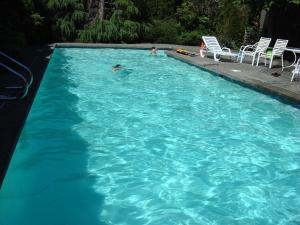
[0,63,30,100]
[0,51,33,86]
[0,51,33,100]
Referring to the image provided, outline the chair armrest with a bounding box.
[240,42,258,51]
[222,47,231,53]
[242,44,257,52]
[239,45,246,51]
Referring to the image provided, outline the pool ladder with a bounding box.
[0,51,33,100]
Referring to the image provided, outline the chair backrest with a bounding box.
[272,39,289,56]
[256,37,272,52]
[202,36,223,53]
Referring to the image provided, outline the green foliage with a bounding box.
[31,13,45,26]
[47,0,86,41]
[79,0,143,43]
[146,19,180,43]
[175,0,211,45]
[113,0,139,20]
[120,20,140,42]
[243,25,260,45]
[146,0,177,19]
[1,0,300,47]
[78,19,142,43]
[176,1,202,31]
[215,0,249,48]
[79,20,108,42]
[177,30,202,45]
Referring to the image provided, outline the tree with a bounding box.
[48,0,86,41]
[146,0,178,19]
[79,0,145,43]
[1,0,299,47]
[213,0,249,47]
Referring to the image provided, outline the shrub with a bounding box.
[215,1,249,49]
[177,30,202,45]
[146,19,180,43]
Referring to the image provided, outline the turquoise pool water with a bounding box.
[1,48,300,225]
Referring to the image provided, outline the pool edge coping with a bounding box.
[55,43,183,50]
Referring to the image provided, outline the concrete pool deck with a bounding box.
[1,43,299,187]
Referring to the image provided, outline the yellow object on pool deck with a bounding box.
[176,48,188,54]
[176,48,197,56]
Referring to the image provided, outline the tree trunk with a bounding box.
[99,0,105,20]
[259,9,267,32]
[87,0,105,24]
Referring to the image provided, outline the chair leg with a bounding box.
[240,53,244,63]
[291,72,295,82]
[237,52,241,62]
[214,53,220,61]
[281,55,284,71]
[269,56,273,69]
[252,54,256,66]
[264,57,267,67]
[256,54,260,66]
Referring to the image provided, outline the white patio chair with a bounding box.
[202,36,237,61]
[291,58,300,82]
[238,37,271,65]
[256,39,289,70]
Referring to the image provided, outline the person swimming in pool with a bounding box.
[112,64,127,72]
[150,46,157,56]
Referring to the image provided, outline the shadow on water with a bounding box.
[0,50,109,225]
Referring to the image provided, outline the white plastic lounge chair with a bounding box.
[238,37,271,65]
[202,36,237,61]
[291,58,300,82]
[256,39,289,69]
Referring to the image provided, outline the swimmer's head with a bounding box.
[113,64,121,69]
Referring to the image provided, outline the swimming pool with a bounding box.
[1,48,300,225]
